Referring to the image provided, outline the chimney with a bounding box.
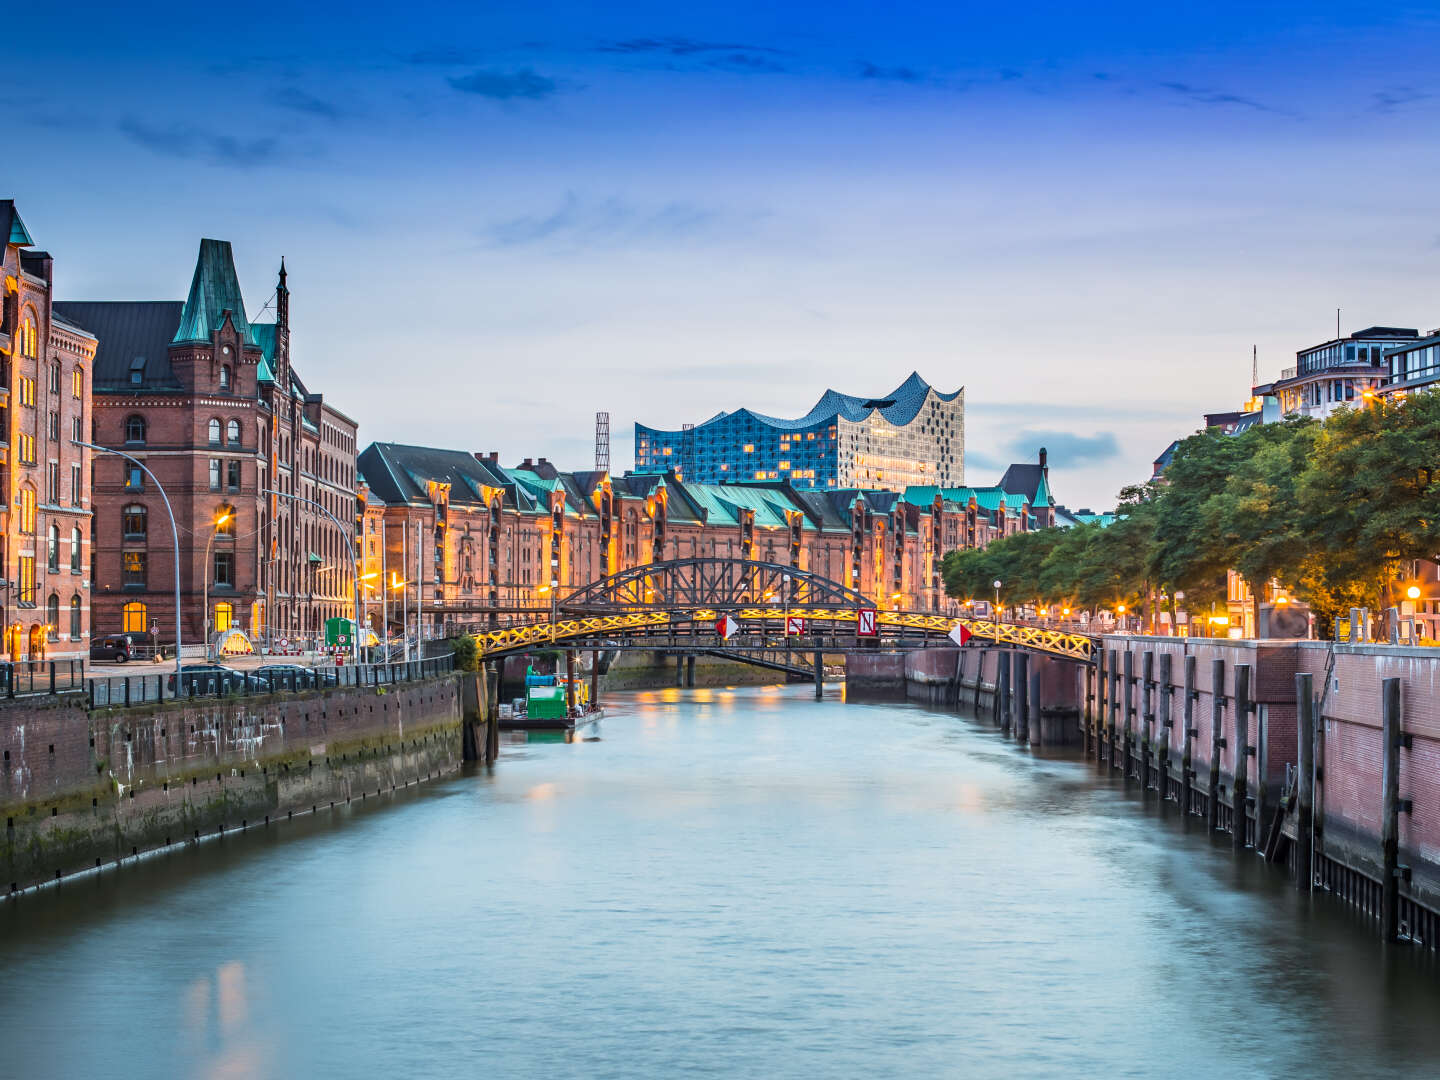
[1038,446,1047,470]
[520,457,533,469]
[488,452,499,464]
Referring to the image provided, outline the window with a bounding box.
[208,418,222,445]
[47,462,59,503]
[129,356,146,385]
[17,488,35,533]
[214,602,233,632]
[47,363,60,394]
[227,418,241,445]
[125,415,146,444]
[19,309,38,358]
[46,595,58,639]
[227,460,241,490]
[72,366,83,398]
[213,551,235,588]
[209,459,221,491]
[125,465,144,491]
[47,411,58,441]
[70,464,81,505]
[69,595,81,639]
[122,601,147,634]
[215,505,235,536]
[70,526,81,572]
[18,434,34,464]
[47,524,59,572]
[123,504,147,540]
[17,375,34,407]
[122,550,146,587]
[17,555,34,606]
[71,416,82,443]
[219,365,231,391]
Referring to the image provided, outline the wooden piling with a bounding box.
[565,650,577,714]
[1107,650,1120,769]
[1208,658,1224,832]
[998,651,1012,732]
[685,654,696,688]
[1141,651,1155,790]
[1295,672,1315,890]
[1380,676,1402,941]
[590,649,600,708]
[1015,651,1029,743]
[974,649,985,710]
[1122,650,1135,777]
[1028,668,1041,748]
[1181,655,1196,812]
[814,649,824,700]
[1093,650,1106,759]
[1234,663,1251,852]
[484,661,500,765]
[1158,653,1174,801]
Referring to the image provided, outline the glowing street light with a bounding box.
[1407,585,1422,601]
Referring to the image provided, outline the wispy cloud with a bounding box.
[118,118,303,168]
[598,37,785,59]
[482,193,744,250]
[1371,86,1429,113]
[270,87,344,122]
[1004,430,1121,466]
[858,62,925,83]
[447,68,559,101]
[1157,81,1290,116]
[406,47,476,66]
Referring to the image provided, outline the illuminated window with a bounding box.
[73,366,84,398]
[662,447,672,456]
[17,487,35,533]
[719,463,728,472]
[754,471,766,480]
[123,550,146,586]
[70,595,81,639]
[17,375,35,407]
[778,461,790,470]
[743,445,755,453]
[17,556,34,606]
[122,601,147,634]
[17,433,34,464]
[214,602,234,632]
[19,309,37,358]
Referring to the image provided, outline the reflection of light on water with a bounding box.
[217,961,247,1032]
[526,782,558,801]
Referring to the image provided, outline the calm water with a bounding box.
[4,684,1440,1079]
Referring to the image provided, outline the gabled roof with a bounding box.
[52,301,184,391]
[357,443,521,510]
[996,462,1049,508]
[173,239,252,344]
[0,201,33,247]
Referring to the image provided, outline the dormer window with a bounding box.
[219,364,231,391]
[129,356,146,385]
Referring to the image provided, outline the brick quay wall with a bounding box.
[1,677,462,894]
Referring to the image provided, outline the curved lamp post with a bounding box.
[74,440,183,681]
[261,488,363,664]
[202,508,232,659]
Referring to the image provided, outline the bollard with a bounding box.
[1234,663,1251,852]
[1208,658,1224,832]
[1295,672,1315,890]
[1380,677,1403,941]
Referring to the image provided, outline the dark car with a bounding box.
[166,663,268,696]
[91,633,140,663]
[254,664,340,691]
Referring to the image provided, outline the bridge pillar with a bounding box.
[997,651,1012,732]
[1028,666,1042,748]
[566,650,577,714]
[814,649,823,699]
[484,661,500,766]
[1014,651,1029,743]
[675,653,684,687]
[590,650,600,708]
[685,655,696,688]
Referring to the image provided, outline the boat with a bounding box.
[499,665,606,732]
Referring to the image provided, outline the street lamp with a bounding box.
[263,488,363,665]
[202,508,232,658]
[993,579,1002,622]
[74,440,183,682]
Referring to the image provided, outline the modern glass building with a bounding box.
[635,372,963,491]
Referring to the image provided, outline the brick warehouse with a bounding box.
[56,239,358,647]
[0,202,95,661]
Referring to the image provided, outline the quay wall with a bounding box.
[1,677,462,894]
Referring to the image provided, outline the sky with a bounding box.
[13,1,1440,509]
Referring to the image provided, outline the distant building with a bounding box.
[57,240,358,646]
[0,201,96,660]
[1272,326,1416,419]
[1380,328,1440,398]
[634,372,963,491]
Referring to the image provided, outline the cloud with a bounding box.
[1157,81,1289,115]
[1003,430,1121,466]
[482,193,733,249]
[118,118,297,168]
[1371,86,1429,113]
[406,47,475,66]
[858,62,924,83]
[270,87,343,122]
[447,68,558,101]
[598,37,784,58]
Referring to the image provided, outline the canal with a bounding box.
[4,684,1440,1078]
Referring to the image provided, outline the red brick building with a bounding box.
[57,239,357,648]
[1,201,95,661]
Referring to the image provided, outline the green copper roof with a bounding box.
[8,207,32,246]
[250,324,277,382]
[1031,471,1052,509]
[173,239,251,344]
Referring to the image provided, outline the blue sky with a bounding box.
[14,1,1440,507]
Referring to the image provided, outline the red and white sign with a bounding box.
[715,614,740,639]
[947,623,973,647]
[786,616,806,636]
[857,608,878,636]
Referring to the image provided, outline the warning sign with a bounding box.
[947,623,973,646]
[715,614,740,639]
[857,608,877,636]
[786,616,806,636]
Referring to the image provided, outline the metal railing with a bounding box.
[1,660,88,697]
[87,655,456,710]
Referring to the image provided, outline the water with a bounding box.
[3,685,1439,1079]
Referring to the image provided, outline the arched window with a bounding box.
[219,364,231,391]
[214,602,234,633]
[125,415,146,444]
[122,601,147,634]
[72,365,84,399]
[227,418,241,445]
[70,526,81,572]
[47,524,59,572]
[46,595,59,640]
[208,418,221,445]
[20,308,38,358]
[122,504,147,539]
[69,595,81,639]
[215,504,235,536]
[18,487,35,534]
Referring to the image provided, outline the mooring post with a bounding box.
[1295,672,1315,891]
[1015,651,1029,743]
[1093,650,1106,759]
[1380,676,1403,941]
[484,661,500,766]
[814,648,824,700]
[1208,658,1224,832]
[565,650,577,714]
[1181,655,1196,813]
[1028,666,1041,748]
[1122,650,1135,778]
[1107,649,1120,769]
[1141,651,1155,790]
[998,651,1013,732]
[974,649,985,710]
[1234,663,1251,852]
[590,649,600,709]
[1158,653,1173,801]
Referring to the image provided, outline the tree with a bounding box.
[451,634,479,673]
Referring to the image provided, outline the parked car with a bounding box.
[166,663,268,696]
[91,633,140,663]
[254,664,339,691]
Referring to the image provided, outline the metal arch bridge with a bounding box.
[467,558,1095,662]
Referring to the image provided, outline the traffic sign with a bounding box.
[947,623,972,646]
[786,615,806,636]
[857,608,877,636]
[715,614,740,639]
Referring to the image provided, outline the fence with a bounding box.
[87,655,456,710]
[0,660,88,698]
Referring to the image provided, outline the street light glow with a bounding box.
[1408,585,1422,600]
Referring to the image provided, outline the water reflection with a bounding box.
[2,684,1438,1079]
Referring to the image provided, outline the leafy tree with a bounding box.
[451,634,479,673]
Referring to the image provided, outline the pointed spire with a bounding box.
[173,239,250,344]
[278,256,288,291]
